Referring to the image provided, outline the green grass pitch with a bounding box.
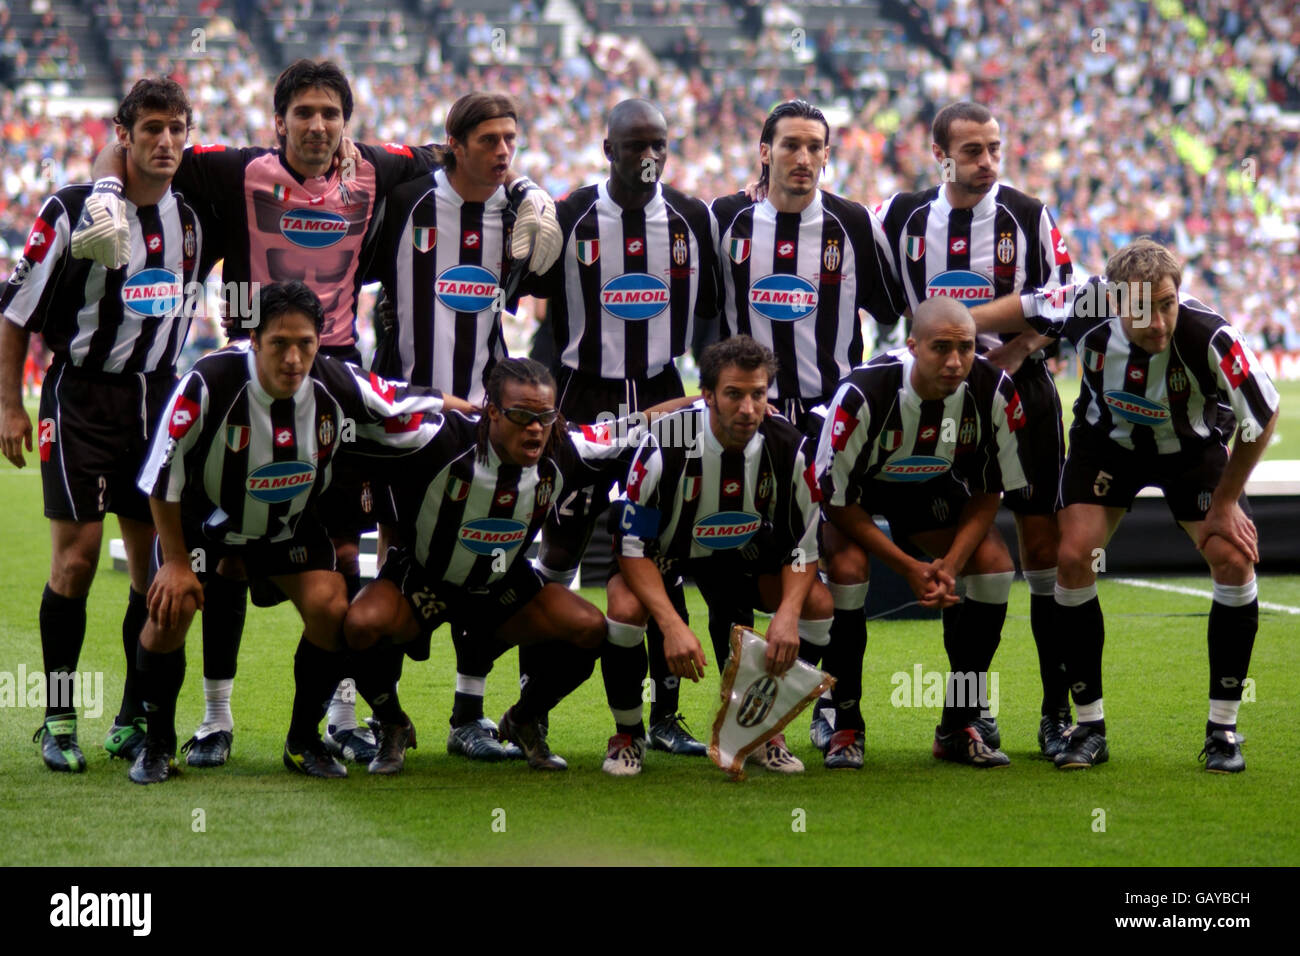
[0,387,1297,867]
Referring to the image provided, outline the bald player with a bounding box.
[815,298,1031,767]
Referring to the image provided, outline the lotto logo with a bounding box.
[776,241,795,258]
[146,234,162,252]
[830,406,858,450]
[950,238,967,254]
[722,479,741,495]
[275,428,293,447]
[463,231,480,248]
[168,396,200,438]
[496,491,515,507]
[626,238,644,255]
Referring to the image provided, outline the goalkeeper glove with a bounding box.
[70,178,131,270]
[508,178,562,274]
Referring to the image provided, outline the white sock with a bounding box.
[199,678,233,735]
[456,674,487,696]
[326,677,358,732]
[1077,698,1104,724]
[1022,567,1057,597]
[797,617,833,647]
[1055,582,1098,606]
[1209,699,1241,727]
[1211,578,1257,607]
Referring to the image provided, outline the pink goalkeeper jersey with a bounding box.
[176,141,439,348]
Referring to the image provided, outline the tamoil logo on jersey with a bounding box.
[121,269,183,316]
[879,456,950,482]
[600,273,670,320]
[749,274,818,321]
[925,269,994,303]
[279,208,348,248]
[435,265,500,313]
[458,517,528,555]
[246,461,316,503]
[1103,391,1170,424]
[692,511,761,550]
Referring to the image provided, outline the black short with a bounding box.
[545,364,684,550]
[1059,429,1247,523]
[857,473,972,540]
[379,547,545,642]
[314,345,376,538]
[39,362,174,523]
[1001,359,1064,516]
[150,512,337,608]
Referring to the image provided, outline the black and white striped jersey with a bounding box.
[875,182,1071,352]
[2,185,212,374]
[1022,277,1280,454]
[525,181,719,380]
[368,168,511,403]
[711,190,904,401]
[137,345,444,545]
[616,401,821,564]
[378,412,631,588]
[816,348,1028,507]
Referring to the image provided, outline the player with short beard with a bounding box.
[0,78,216,772]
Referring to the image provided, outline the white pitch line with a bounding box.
[1112,578,1300,615]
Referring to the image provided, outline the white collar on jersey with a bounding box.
[759,188,824,223]
[597,179,663,212]
[933,180,1000,218]
[697,400,764,457]
[244,345,316,407]
[435,167,508,209]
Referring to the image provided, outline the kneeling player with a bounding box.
[817,298,1030,768]
[971,238,1279,771]
[130,282,456,783]
[604,336,832,775]
[341,358,637,772]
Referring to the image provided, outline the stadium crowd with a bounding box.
[1,0,1298,375]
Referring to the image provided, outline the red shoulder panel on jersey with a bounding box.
[1050,227,1070,265]
[830,405,858,450]
[192,143,227,154]
[23,218,57,264]
[168,395,201,438]
[1005,390,1027,432]
[1219,340,1251,389]
[803,461,822,503]
[383,142,414,157]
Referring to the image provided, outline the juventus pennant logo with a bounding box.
[576,239,599,265]
[412,227,436,252]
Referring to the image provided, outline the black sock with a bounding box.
[600,640,647,733]
[516,641,599,721]
[647,579,687,723]
[116,588,149,724]
[963,598,1007,718]
[824,605,867,732]
[40,585,87,719]
[201,575,247,680]
[137,644,185,753]
[289,638,344,748]
[352,642,406,724]
[451,626,497,725]
[939,604,968,731]
[1208,598,1258,707]
[1030,592,1069,719]
[1058,595,1105,731]
[797,639,824,667]
[342,570,362,603]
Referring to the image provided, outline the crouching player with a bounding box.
[130,281,461,783]
[603,336,832,775]
[341,358,644,773]
[816,298,1030,768]
[971,238,1280,771]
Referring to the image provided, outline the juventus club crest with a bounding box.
[183,223,196,260]
[317,415,335,448]
[360,481,374,514]
[958,418,976,446]
[535,477,554,511]
[576,239,599,265]
[757,472,773,500]
[672,233,688,266]
[822,239,841,273]
[1168,366,1189,395]
[996,233,1015,264]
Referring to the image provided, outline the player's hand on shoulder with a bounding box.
[335,136,361,176]
[509,178,563,274]
[70,177,131,269]
[0,402,33,468]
